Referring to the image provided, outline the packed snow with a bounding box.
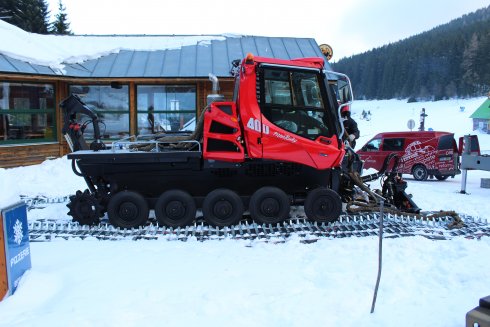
[0,97,489,326]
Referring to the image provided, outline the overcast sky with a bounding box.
[46,0,488,61]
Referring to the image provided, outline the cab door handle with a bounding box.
[319,137,332,145]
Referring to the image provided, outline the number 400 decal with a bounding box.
[246,118,270,134]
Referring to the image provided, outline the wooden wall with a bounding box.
[0,76,236,168]
[0,143,63,168]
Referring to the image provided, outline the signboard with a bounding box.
[407,119,416,131]
[1,202,31,297]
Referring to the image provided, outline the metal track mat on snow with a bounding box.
[27,214,490,243]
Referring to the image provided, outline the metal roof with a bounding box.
[0,36,331,78]
[470,98,490,119]
[0,53,59,75]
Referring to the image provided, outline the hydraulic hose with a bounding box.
[361,153,399,183]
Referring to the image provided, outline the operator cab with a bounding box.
[233,55,353,169]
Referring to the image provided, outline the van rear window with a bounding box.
[383,138,404,151]
[438,135,455,150]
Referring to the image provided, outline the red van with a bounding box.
[357,131,460,181]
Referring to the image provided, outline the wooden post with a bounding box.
[0,214,8,300]
[129,82,136,136]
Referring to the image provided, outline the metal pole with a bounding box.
[460,169,468,194]
[370,199,384,313]
[460,135,470,194]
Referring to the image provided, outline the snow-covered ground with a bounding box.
[352,97,490,219]
[0,97,489,327]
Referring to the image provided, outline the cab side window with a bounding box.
[264,70,292,105]
[383,138,404,151]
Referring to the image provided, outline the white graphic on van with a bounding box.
[398,140,437,170]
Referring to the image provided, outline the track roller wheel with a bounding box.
[67,189,103,225]
[107,191,149,228]
[155,190,196,227]
[203,189,243,226]
[249,187,290,224]
[304,188,342,223]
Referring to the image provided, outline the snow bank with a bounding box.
[0,236,489,327]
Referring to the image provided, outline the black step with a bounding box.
[480,295,490,309]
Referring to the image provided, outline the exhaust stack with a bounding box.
[207,73,225,105]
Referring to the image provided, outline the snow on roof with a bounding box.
[0,19,229,71]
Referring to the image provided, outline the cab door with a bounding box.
[255,66,342,169]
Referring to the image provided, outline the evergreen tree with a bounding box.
[0,0,50,34]
[50,0,72,35]
[474,30,490,93]
[461,33,480,94]
[332,5,490,99]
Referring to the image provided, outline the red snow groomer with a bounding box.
[61,54,419,229]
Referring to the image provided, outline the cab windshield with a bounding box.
[259,66,334,140]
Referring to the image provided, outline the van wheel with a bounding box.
[412,165,428,181]
[435,175,449,181]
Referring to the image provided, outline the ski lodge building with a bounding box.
[0,21,331,168]
[470,96,490,134]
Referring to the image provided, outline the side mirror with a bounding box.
[325,71,354,141]
[327,72,353,104]
[339,77,352,104]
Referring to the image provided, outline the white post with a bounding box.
[460,135,470,194]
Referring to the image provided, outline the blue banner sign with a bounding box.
[1,202,31,296]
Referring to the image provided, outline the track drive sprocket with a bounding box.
[67,189,104,225]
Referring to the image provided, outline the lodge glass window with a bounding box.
[260,68,331,140]
[136,85,196,135]
[69,84,129,139]
[0,82,56,144]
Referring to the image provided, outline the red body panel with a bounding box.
[253,56,325,69]
[203,102,245,162]
[458,135,480,155]
[257,115,343,169]
[237,61,263,159]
